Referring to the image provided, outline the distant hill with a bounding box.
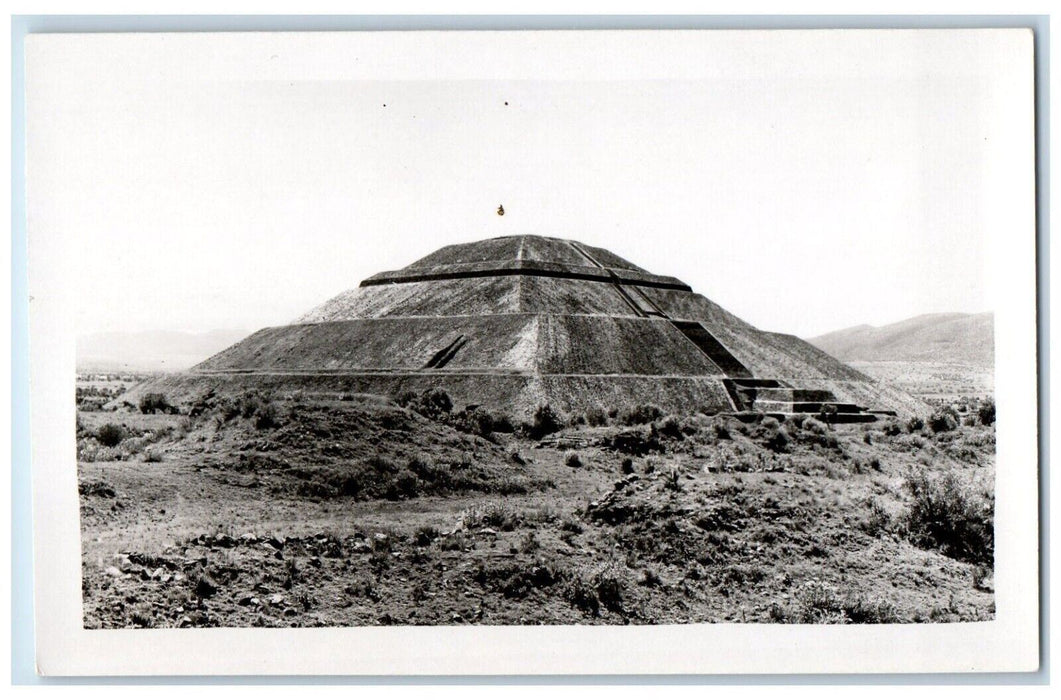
[807,312,994,367]
[77,329,250,373]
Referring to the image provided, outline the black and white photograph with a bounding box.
[23,25,1039,675]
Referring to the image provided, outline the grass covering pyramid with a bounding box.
[128,235,922,419]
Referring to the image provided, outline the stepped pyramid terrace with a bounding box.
[124,235,923,419]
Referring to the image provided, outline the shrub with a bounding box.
[620,404,663,426]
[254,401,281,429]
[881,420,903,437]
[978,399,996,426]
[861,498,892,537]
[416,388,453,419]
[640,568,662,588]
[491,412,515,434]
[801,417,827,437]
[902,470,994,566]
[792,580,847,624]
[138,392,173,414]
[96,423,125,447]
[592,564,626,613]
[564,451,583,468]
[842,596,904,624]
[519,531,540,554]
[481,503,520,531]
[928,406,959,433]
[560,517,584,534]
[584,407,608,427]
[765,428,790,453]
[817,403,839,424]
[414,525,440,547]
[712,420,731,440]
[906,416,925,433]
[607,427,663,456]
[654,415,683,440]
[755,417,789,453]
[238,393,261,419]
[528,404,564,439]
[620,457,635,474]
[564,576,600,616]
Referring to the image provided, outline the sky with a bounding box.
[26,30,1030,340]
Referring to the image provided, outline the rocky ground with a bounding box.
[78,390,996,627]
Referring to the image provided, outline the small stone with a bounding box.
[269,593,284,606]
[104,566,123,577]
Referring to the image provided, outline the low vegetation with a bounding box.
[78,382,995,628]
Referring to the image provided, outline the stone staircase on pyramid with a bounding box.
[671,323,879,423]
[565,239,881,423]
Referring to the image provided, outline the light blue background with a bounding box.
[10,13,1050,685]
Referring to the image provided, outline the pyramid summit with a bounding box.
[127,235,923,418]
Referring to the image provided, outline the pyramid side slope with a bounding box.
[297,276,524,322]
[196,316,541,373]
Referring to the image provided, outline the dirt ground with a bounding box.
[78,391,995,628]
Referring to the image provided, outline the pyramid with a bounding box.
[128,235,924,419]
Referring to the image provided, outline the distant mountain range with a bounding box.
[77,329,250,373]
[807,312,994,367]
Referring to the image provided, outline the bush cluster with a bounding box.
[96,423,125,447]
[978,399,996,426]
[902,469,994,566]
[397,388,515,438]
[928,406,960,434]
[138,392,175,415]
[527,404,564,439]
[773,580,904,624]
[620,404,664,426]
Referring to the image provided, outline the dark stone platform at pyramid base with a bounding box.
[120,369,919,421]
